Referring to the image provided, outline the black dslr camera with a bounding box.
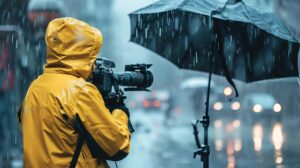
[90,57,153,132]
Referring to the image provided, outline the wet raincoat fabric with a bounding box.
[19,17,130,168]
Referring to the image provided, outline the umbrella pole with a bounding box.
[193,56,213,168]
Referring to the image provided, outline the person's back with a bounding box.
[21,73,86,167]
[19,17,130,168]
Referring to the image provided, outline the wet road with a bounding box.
[112,110,300,168]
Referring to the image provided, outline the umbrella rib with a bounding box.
[178,0,190,8]
[179,52,190,69]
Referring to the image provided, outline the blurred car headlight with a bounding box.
[253,104,263,113]
[153,100,161,108]
[143,100,151,108]
[213,102,223,111]
[224,87,233,96]
[273,103,282,113]
[231,101,240,111]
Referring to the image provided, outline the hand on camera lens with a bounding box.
[106,97,134,133]
[107,98,130,117]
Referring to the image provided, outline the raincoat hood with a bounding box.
[44,17,102,79]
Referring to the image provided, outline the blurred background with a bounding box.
[0,0,300,167]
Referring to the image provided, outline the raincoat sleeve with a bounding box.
[75,82,130,159]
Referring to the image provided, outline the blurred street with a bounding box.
[113,108,300,168]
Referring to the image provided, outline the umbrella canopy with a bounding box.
[276,0,300,43]
[129,0,300,83]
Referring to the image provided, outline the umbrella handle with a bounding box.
[212,20,239,99]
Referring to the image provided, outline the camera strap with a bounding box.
[69,114,85,168]
[70,113,128,167]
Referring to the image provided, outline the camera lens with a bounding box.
[114,71,153,88]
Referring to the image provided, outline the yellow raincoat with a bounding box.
[19,17,130,168]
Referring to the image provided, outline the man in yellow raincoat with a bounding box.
[18,17,130,168]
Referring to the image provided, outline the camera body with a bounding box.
[91,57,153,103]
[91,57,153,96]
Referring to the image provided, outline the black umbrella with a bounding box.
[129,0,299,167]
[130,0,299,83]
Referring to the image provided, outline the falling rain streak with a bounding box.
[1,0,300,167]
